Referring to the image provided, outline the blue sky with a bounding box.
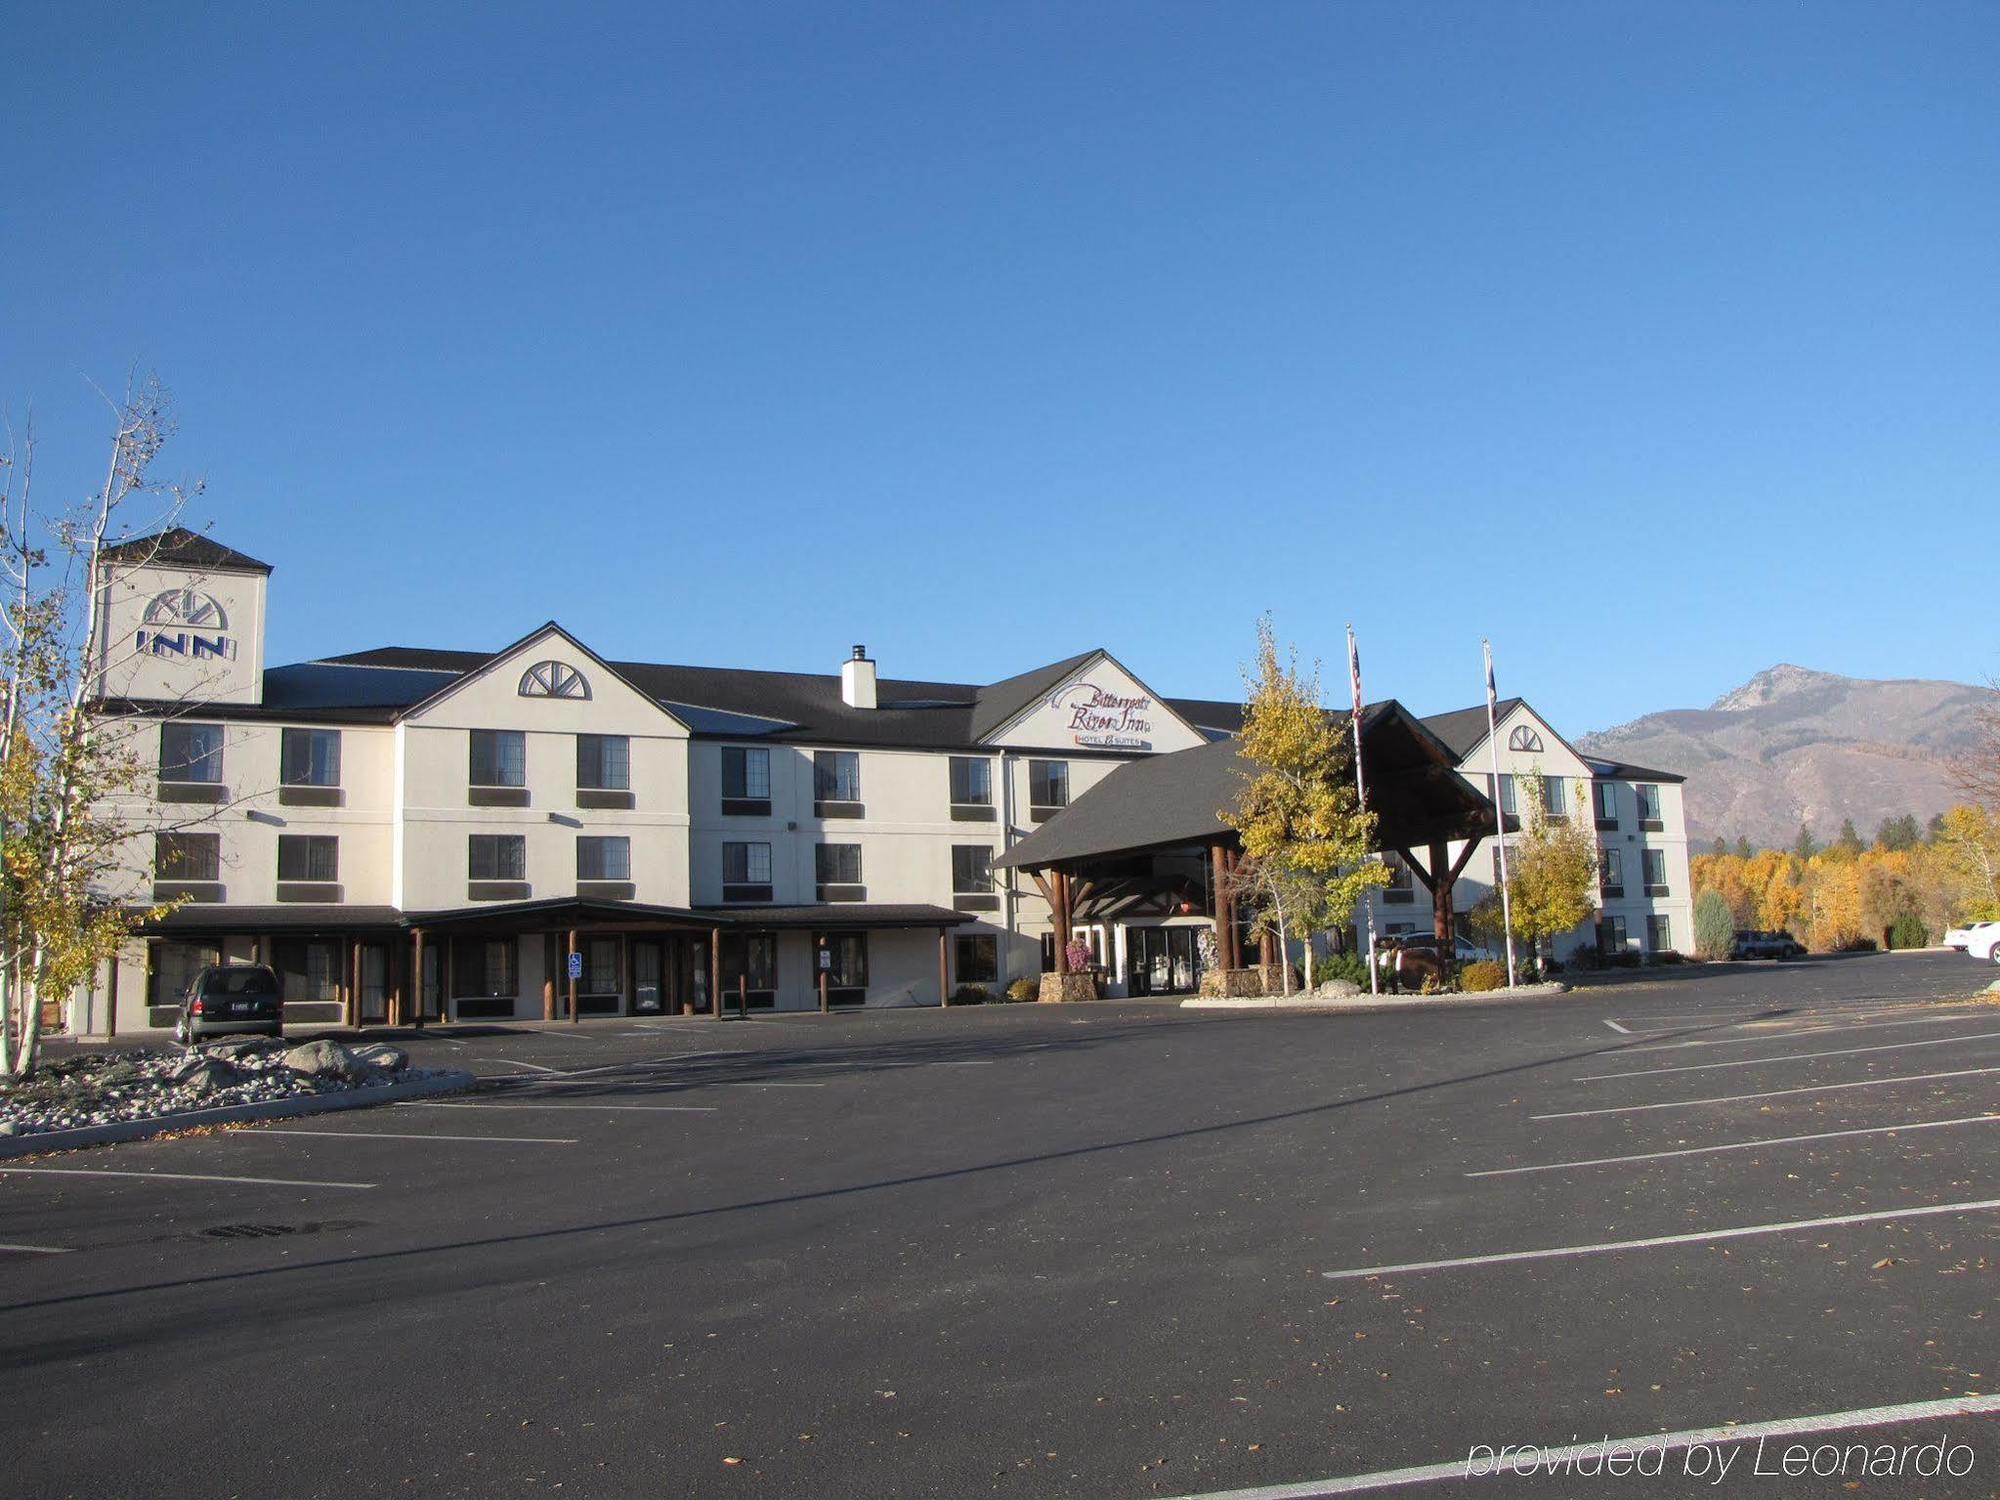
[7,2,1995,732]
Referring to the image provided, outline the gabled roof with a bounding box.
[1584,756,1687,785]
[395,621,691,730]
[100,527,273,574]
[1419,698,1523,759]
[968,649,1102,740]
[996,701,1497,870]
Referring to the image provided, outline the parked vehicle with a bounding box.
[1730,929,1806,960]
[1966,926,2000,965]
[173,963,284,1044]
[1944,920,1997,951]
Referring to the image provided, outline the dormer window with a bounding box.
[519,660,589,699]
[1507,725,1544,753]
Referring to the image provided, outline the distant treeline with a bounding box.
[1692,804,2000,950]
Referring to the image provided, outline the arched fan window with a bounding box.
[518,660,590,700]
[1507,725,1544,753]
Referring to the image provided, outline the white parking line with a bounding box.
[937,1060,995,1065]
[1600,1019,1631,1034]
[1575,1029,2000,1082]
[399,1101,718,1113]
[1162,1392,2000,1498]
[1467,1112,2000,1177]
[483,1057,561,1073]
[1623,1013,1979,1052]
[0,1166,375,1189]
[0,1242,74,1255]
[1320,1194,2000,1281]
[1533,1065,2000,1120]
[240,1128,579,1144]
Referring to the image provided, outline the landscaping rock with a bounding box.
[203,1035,285,1060]
[1312,978,1362,998]
[171,1057,240,1095]
[282,1039,367,1083]
[351,1043,409,1073]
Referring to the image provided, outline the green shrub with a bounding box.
[1888,913,1930,951]
[951,984,993,1006]
[1003,978,1039,1003]
[1316,951,1370,987]
[1693,888,1736,960]
[1460,959,1506,992]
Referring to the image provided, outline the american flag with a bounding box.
[1347,625,1363,715]
[1484,638,1498,711]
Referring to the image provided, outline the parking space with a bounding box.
[3,953,1998,1496]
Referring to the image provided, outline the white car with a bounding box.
[1968,926,2000,964]
[1945,920,1997,951]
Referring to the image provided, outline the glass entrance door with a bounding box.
[1126,927,1201,996]
[633,940,665,1014]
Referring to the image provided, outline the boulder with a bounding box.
[203,1035,285,1060]
[350,1042,409,1074]
[1312,978,1362,999]
[281,1039,367,1083]
[171,1056,239,1095]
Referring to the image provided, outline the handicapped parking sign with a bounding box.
[567,951,583,981]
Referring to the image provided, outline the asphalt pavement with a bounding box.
[4,951,1999,1498]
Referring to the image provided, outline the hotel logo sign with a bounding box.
[1049,680,1154,750]
[135,587,236,662]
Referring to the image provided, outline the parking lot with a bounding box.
[4,950,1999,1497]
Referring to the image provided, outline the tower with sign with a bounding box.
[91,528,271,705]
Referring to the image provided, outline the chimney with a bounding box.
[840,644,877,709]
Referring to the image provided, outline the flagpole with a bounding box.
[1484,638,1519,988]
[1349,625,1379,997]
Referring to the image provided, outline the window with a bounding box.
[816,843,863,884]
[148,941,217,1008]
[1646,914,1673,952]
[576,734,630,790]
[813,750,860,804]
[720,934,777,1007]
[519,660,589,699]
[1028,759,1069,816]
[722,841,773,901]
[470,729,526,787]
[1382,852,1415,903]
[577,836,631,881]
[583,937,621,994]
[1599,846,1623,898]
[949,755,992,808]
[1593,781,1617,828]
[1636,783,1664,830]
[451,938,518,998]
[280,728,341,787]
[468,834,526,881]
[956,933,999,984]
[1493,773,1517,816]
[721,746,771,813]
[1541,776,1567,817]
[1599,915,1629,955]
[1508,725,1544,753]
[1642,848,1669,896]
[156,831,220,882]
[277,834,338,883]
[952,845,993,893]
[272,939,341,1003]
[159,722,224,783]
[819,932,869,990]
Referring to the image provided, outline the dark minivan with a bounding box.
[173,963,284,1044]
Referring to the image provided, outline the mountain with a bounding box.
[1578,665,1993,850]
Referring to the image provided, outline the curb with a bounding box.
[1182,986,1577,1015]
[0,1069,478,1159]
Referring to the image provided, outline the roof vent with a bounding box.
[841,645,877,710]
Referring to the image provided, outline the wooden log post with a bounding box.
[542,934,556,1022]
[1430,839,1455,981]
[737,972,747,1019]
[348,938,361,1030]
[709,928,722,1019]
[1210,842,1233,973]
[105,952,120,1041]
[406,929,423,1030]
[1052,869,1072,974]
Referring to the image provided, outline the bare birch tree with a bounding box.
[1,377,202,1078]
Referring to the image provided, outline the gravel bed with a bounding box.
[0,1038,427,1138]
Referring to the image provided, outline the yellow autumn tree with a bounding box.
[1221,616,1383,993]
[1501,766,1599,965]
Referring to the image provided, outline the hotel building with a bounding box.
[68,531,1689,1035]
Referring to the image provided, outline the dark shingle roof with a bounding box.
[968,649,1102,740]
[1585,757,1687,785]
[1419,699,1522,759]
[690,904,973,929]
[996,702,1498,870]
[100,527,273,574]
